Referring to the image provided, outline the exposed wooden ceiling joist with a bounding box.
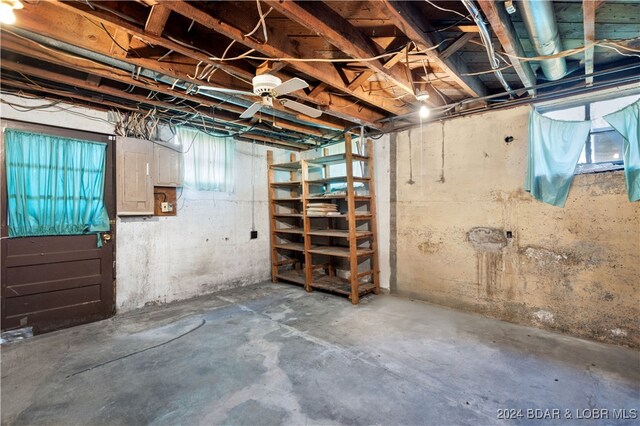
[144,4,171,36]
[163,0,411,117]
[8,3,355,133]
[440,33,477,61]
[477,0,536,95]
[263,0,443,107]
[0,58,316,149]
[379,0,489,100]
[0,34,328,138]
[42,0,378,128]
[583,0,602,86]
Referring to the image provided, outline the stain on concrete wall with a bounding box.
[393,106,640,347]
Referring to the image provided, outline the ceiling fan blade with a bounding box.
[279,99,322,118]
[240,102,263,119]
[198,86,255,96]
[273,77,308,96]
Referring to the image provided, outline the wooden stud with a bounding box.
[267,151,279,282]
[583,0,597,86]
[344,134,359,304]
[301,158,313,292]
[366,139,380,295]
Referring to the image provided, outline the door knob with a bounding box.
[102,233,112,242]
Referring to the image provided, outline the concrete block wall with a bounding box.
[391,105,640,347]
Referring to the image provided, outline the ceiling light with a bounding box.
[415,91,430,102]
[419,105,430,119]
[0,2,16,24]
[0,0,21,25]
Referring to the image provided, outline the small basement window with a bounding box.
[542,94,640,174]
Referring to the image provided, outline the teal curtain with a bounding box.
[603,100,640,202]
[178,127,234,192]
[5,129,110,238]
[525,109,592,207]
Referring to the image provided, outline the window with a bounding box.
[177,127,234,192]
[542,94,640,173]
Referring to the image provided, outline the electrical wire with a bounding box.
[424,0,470,21]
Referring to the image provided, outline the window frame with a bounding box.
[538,92,640,175]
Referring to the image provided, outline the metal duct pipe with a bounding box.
[518,0,567,81]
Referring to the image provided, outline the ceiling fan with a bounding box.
[199,74,322,119]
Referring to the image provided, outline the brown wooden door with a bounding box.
[1,120,116,334]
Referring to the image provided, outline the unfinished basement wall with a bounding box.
[392,105,639,347]
[116,141,285,311]
[1,95,286,312]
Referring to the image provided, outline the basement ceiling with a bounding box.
[1,0,638,149]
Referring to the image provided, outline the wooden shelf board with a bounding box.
[310,275,377,297]
[271,161,301,170]
[308,246,374,258]
[271,181,301,187]
[274,213,303,217]
[308,214,372,219]
[306,176,370,185]
[275,228,304,235]
[307,153,369,166]
[274,243,308,252]
[306,195,371,200]
[276,269,306,286]
[273,198,301,201]
[307,229,372,238]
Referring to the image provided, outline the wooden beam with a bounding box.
[348,71,374,90]
[51,1,255,82]
[380,0,489,99]
[583,0,597,86]
[263,0,423,100]
[163,0,409,117]
[86,74,102,87]
[10,3,354,131]
[0,59,308,144]
[236,134,310,150]
[144,4,171,36]
[42,1,386,128]
[2,79,311,150]
[383,44,411,69]
[256,61,287,75]
[0,34,327,138]
[477,0,536,94]
[440,33,476,60]
[308,82,327,98]
[453,25,480,33]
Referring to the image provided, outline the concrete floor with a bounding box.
[1,283,639,425]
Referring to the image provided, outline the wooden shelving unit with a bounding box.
[267,135,380,304]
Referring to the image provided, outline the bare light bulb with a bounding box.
[419,105,430,119]
[0,2,16,24]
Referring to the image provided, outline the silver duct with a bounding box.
[518,0,567,81]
